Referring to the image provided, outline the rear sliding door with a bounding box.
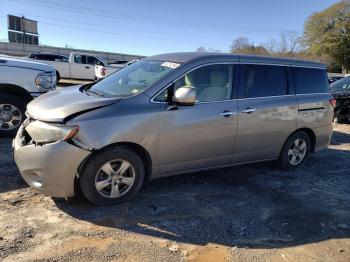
[234,64,298,163]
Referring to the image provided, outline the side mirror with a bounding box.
[174,86,196,106]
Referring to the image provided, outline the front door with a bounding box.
[234,64,298,163]
[155,64,238,175]
[70,54,95,80]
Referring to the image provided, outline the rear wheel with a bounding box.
[0,94,26,137]
[278,131,310,171]
[79,146,145,205]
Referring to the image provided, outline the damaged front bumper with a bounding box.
[13,123,91,198]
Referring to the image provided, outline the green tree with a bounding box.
[303,1,350,73]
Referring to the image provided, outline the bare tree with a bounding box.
[196,46,207,52]
[195,46,221,53]
[278,31,301,56]
[265,38,278,54]
[230,37,250,52]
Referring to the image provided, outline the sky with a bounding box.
[0,0,341,56]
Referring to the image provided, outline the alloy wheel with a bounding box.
[0,104,22,130]
[95,159,136,198]
[288,138,307,166]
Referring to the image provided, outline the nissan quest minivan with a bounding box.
[13,53,334,205]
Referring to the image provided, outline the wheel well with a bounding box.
[291,128,316,153]
[78,142,153,180]
[116,142,152,180]
[0,84,33,103]
[56,71,60,81]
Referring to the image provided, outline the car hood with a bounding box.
[27,85,120,122]
[0,55,55,72]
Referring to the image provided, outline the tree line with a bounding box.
[196,0,350,73]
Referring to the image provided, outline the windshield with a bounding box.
[89,60,181,97]
[330,76,350,92]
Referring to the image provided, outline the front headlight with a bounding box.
[25,120,79,144]
[35,72,55,90]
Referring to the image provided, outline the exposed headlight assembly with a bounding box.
[35,72,56,90]
[25,120,79,144]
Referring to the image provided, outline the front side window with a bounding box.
[292,67,329,94]
[241,64,288,98]
[154,64,234,102]
[89,60,180,97]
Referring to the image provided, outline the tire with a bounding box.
[79,146,145,206]
[278,131,310,171]
[0,94,27,137]
[56,72,61,83]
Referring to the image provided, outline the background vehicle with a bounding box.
[0,55,56,136]
[95,59,139,80]
[331,76,350,123]
[28,53,68,82]
[328,75,344,84]
[29,52,107,81]
[14,53,333,206]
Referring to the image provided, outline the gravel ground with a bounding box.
[0,123,350,262]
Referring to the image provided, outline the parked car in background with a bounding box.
[29,52,107,81]
[95,59,139,80]
[328,75,344,84]
[14,53,334,206]
[28,53,68,82]
[330,76,350,123]
[0,55,56,136]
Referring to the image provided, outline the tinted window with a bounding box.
[154,64,233,102]
[87,56,97,65]
[55,55,69,62]
[74,55,87,64]
[241,64,288,98]
[292,67,329,94]
[38,54,51,60]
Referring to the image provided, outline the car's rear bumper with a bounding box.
[13,127,90,197]
[313,124,333,152]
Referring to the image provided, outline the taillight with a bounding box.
[329,98,336,108]
[100,67,106,76]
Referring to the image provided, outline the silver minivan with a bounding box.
[13,53,334,205]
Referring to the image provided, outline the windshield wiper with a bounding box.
[87,89,104,97]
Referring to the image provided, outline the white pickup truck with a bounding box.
[0,55,56,136]
[29,52,108,81]
[94,59,139,80]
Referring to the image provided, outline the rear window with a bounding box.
[241,64,288,98]
[292,67,329,94]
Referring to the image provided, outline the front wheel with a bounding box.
[278,131,310,171]
[79,146,145,205]
[0,94,26,137]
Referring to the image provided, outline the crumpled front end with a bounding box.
[13,119,91,198]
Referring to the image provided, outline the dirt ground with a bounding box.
[0,123,350,262]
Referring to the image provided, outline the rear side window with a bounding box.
[241,64,288,98]
[292,67,329,94]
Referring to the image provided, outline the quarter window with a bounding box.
[241,64,288,98]
[292,67,329,94]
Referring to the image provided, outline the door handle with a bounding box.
[220,111,236,117]
[85,66,90,69]
[241,108,256,114]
